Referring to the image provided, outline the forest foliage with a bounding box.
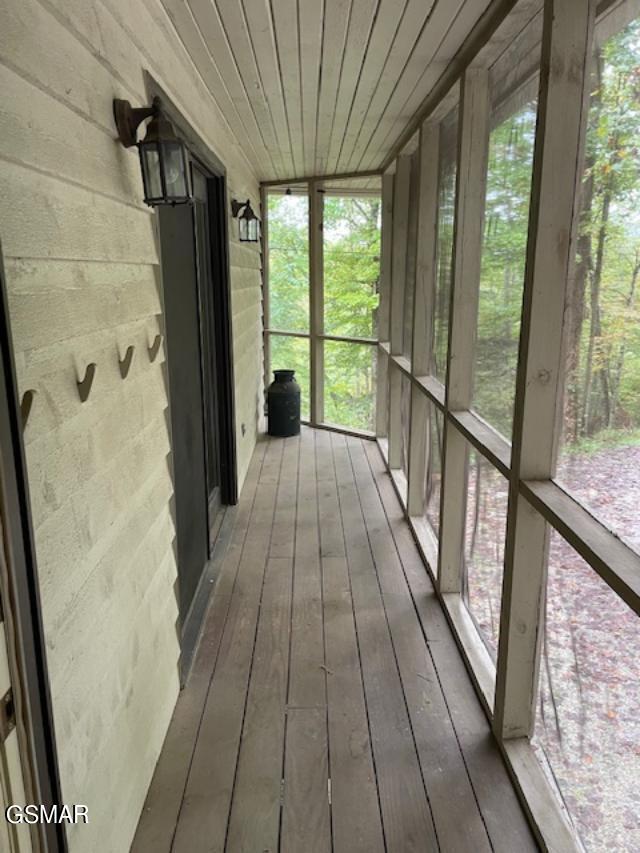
[467,20,640,459]
[268,192,380,430]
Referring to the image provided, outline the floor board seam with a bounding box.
[168,440,270,852]
[222,436,285,852]
[362,440,497,851]
[278,431,302,851]
[345,436,441,852]
[330,431,388,853]
[315,429,335,853]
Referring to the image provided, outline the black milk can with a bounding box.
[267,370,301,437]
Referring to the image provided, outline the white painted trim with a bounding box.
[494,0,596,741]
[438,67,490,594]
[309,178,324,425]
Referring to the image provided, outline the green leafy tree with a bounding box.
[565,21,640,445]
[474,102,538,438]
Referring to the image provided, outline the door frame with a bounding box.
[0,242,66,852]
[145,76,238,680]
[146,74,238,507]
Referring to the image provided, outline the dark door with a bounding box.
[193,166,222,535]
[158,204,210,621]
[158,160,236,639]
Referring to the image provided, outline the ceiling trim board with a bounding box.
[261,167,382,188]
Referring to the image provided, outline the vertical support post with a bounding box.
[388,365,403,469]
[411,122,439,377]
[260,184,270,419]
[376,350,389,439]
[408,123,439,515]
[376,172,394,437]
[495,0,594,739]
[438,68,490,592]
[388,156,411,469]
[378,172,394,344]
[389,156,411,357]
[309,179,324,425]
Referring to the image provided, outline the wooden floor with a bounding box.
[132,428,538,853]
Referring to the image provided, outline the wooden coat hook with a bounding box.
[148,334,163,363]
[20,390,36,429]
[77,363,96,403]
[118,345,135,379]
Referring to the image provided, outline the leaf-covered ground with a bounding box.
[464,444,640,852]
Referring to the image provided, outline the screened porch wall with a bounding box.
[374,1,640,852]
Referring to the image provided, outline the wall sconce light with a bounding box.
[231,199,260,243]
[113,96,193,207]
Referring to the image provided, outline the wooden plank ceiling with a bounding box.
[160,0,493,181]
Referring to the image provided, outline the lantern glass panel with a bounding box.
[162,141,188,199]
[248,217,259,242]
[239,217,249,242]
[140,144,163,201]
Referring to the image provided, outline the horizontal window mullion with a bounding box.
[266,329,310,339]
[303,420,375,441]
[319,333,377,346]
[520,479,640,617]
[414,375,445,411]
[447,409,511,478]
[388,352,412,376]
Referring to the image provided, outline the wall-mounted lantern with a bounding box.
[113,96,193,207]
[231,199,260,243]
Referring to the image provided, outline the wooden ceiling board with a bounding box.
[314,0,353,174]
[194,0,286,175]
[160,0,507,182]
[298,0,324,175]
[240,0,294,176]
[270,0,305,177]
[331,0,409,173]
[358,0,492,170]
[341,0,438,171]
[324,0,380,174]
[187,0,282,175]
[161,0,266,174]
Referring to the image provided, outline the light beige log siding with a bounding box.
[0,0,263,849]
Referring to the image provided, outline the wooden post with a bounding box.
[438,68,490,593]
[309,179,324,425]
[376,172,394,437]
[378,172,394,345]
[389,156,411,357]
[494,0,595,739]
[407,123,439,515]
[388,156,411,468]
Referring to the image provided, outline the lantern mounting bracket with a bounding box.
[231,199,250,218]
[113,97,160,148]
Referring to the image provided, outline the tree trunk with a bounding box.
[583,184,613,434]
[610,254,640,421]
[565,170,591,443]
[565,50,604,443]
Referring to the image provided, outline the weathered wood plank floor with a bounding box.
[132,428,538,853]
